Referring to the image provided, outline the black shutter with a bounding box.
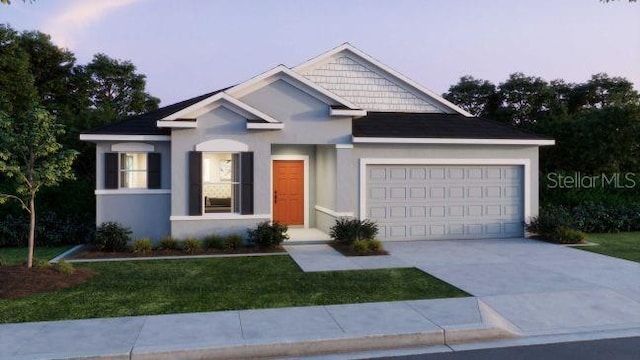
[188,151,203,216]
[240,152,254,215]
[147,153,161,189]
[104,153,118,189]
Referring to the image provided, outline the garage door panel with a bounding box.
[367,165,524,241]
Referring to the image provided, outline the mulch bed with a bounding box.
[70,245,286,260]
[329,241,389,256]
[0,265,95,299]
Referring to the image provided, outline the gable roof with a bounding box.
[81,88,228,135]
[294,43,473,116]
[352,112,554,145]
[226,65,360,109]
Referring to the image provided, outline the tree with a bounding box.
[86,53,160,123]
[497,73,553,126]
[443,76,499,117]
[570,73,639,110]
[0,108,77,267]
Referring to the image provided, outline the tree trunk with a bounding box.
[27,195,35,268]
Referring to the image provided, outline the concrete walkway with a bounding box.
[0,298,513,360]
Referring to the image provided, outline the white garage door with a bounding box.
[365,165,524,241]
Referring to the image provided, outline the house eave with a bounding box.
[246,122,284,130]
[156,120,197,128]
[352,136,555,146]
[79,134,171,142]
[330,108,367,117]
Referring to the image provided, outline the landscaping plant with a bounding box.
[159,236,179,250]
[93,222,131,252]
[182,238,201,254]
[223,234,244,250]
[329,217,378,243]
[131,238,153,254]
[247,221,289,248]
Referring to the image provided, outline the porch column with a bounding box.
[335,144,356,215]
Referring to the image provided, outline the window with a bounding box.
[119,153,148,188]
[188,151,252,216]
[104,151,160,190]
[202,153,240,213]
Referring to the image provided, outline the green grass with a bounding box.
[0,246,72,265]
[581,232,640,262]
[0,256,468,323]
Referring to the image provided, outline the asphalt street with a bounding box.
[376,336,640,360]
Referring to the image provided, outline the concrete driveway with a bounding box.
[385,238,640,336]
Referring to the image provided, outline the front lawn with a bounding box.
[0,256,468,323]
[581,232,640,262]
[0,246,72,265]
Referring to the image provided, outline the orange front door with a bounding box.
[273,160,304,225]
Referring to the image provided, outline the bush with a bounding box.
[526,205,572,236]
[92,222,131,252]
[247,221,288,248]
[551,226,587,244]
[223,234,244,250]
[368,239,383,252]
[33,258,51,269]
[183,238,201,254]
[0,211,94,247]
[132,238,153,254]
[55,261,75,275]
[159,236,179,250]
[203,234,224,249]
[329,217,378,244]
[351,239,370,255]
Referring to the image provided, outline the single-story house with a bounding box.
[80,43,554,242]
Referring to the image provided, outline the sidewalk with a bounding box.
[0,297,514,360]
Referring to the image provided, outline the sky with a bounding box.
[1,0,639,106]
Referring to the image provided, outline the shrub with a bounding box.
[526,205,572,236]
[159,236,180,250]
[351,239,370,255]
[368,239,384,252]
[247,221,289,248]
[223,234,244,250]
[329,217,378,244]
[182,238,201,254]
[0,211,94,247]
[132,238,153,254]
[55,261,75,275]
[93,222,131,252]
[550,226,586,244]
[33,258,51,269]
[203,234,224,249]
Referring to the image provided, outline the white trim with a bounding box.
[270,155,310,228]
[195,139,249,152]
[294,43,474,117]
[161,93,280,123]
[314,205,354,218]
[335,144,354,149]
[111,142,154,152]
[80,134,170,141]
[247,122,284,130]
[170,214,270,221]
[156,120,197,128]
[359,158,531,237]
[227,65,359,109]
[95,189,171,195]
[330,108,367,117]
[352,137,555,146]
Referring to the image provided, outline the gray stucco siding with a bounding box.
[171,217,270,240]
[97,193,170,242]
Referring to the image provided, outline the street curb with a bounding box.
[62,251,288,263]
[130,324,516,360]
